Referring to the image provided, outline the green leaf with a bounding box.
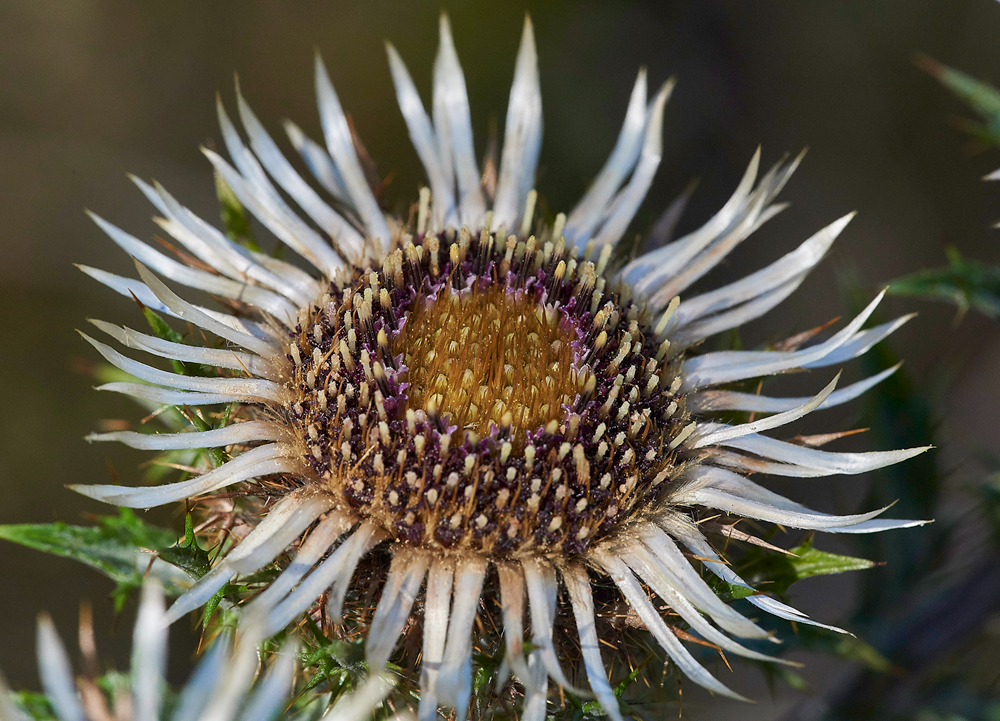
[141,306,219,378]
[612,656,648,698]
[142,305,186,345]
[0,510,179,610]
[725,582,757,601]
[175,406,227,468]
[887,247,1000,319]
[215,171,260,251]
[10,692,56,721]
[788,624,895,674]
[157,513,212,580]
[787,536,878,579]
[919,55,1000,146]
[729,535,876,600]
[299,638,362,695]
[203,582,236,627]
[703,574,758,602]
[767,665,810,692]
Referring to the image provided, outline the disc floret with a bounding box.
[287,226,688,557]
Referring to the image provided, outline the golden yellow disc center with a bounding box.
[399,285,577,442]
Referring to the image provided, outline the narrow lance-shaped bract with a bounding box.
[69,12,930,721]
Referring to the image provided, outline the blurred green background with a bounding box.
[3,1,1000,719]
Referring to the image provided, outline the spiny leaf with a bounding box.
[0,510,179,610]
[157,513,212,579]
[787,536,878,579]
[887,247,1000,319]
[159,545,212,578]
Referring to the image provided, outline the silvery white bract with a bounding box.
[0,580,302,721]
[71,13,929,720]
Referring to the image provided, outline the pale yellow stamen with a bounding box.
[400,284,576,442]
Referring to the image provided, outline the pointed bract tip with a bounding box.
[644,83,670,143]
[215,95,234,128]
[385,41,404,69]
[659,76,678,102]
[519,13,536,51]
[133,257,154,278]
[826,212,857,237]
[314,49,330,79]
[865,287,888,307]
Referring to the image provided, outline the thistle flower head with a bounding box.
[74,14,931,719]
[285,221,688,559]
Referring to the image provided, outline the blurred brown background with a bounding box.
[2,1,1000,718]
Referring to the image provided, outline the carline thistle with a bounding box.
[73,13,929,720]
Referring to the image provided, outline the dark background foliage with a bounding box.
[2,1,1000,719]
